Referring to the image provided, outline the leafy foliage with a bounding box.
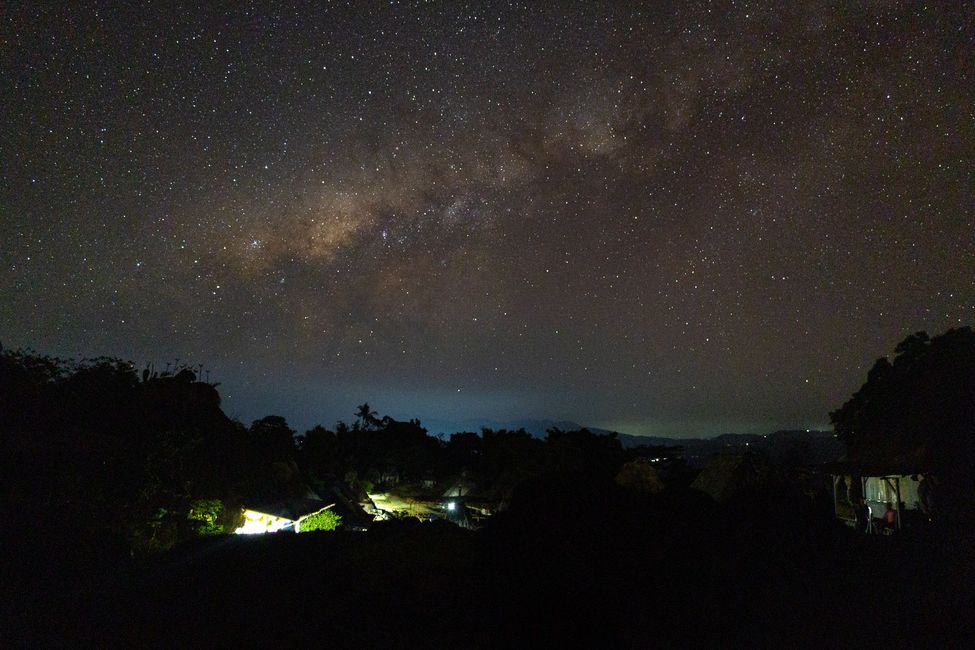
[299,508,342,532]
[187,499,226,536]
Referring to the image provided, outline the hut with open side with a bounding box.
[825,441,931,533]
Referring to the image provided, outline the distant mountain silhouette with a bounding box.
[615,429,841,466]
[424,418,591,438]
[425,418,840,466]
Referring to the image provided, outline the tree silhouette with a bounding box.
[355,403,380,430]
[831,327,975,512]
[250,415,297,460]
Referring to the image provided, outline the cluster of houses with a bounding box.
[235,438,940,537]
[235,480,375,535]
[235,471,516,535]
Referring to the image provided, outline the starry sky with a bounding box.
[2,2,972,437]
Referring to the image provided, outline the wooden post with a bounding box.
[894,477,902,530]
[861,476,871,533]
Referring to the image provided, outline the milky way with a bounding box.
[2,2,972,435]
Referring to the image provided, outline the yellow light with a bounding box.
[234,509,294,534]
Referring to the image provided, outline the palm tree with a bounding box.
[355,403,379,430]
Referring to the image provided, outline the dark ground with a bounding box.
[5,477,975,648]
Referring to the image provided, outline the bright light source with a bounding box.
[235,509,294,534]
[446,501,456,511]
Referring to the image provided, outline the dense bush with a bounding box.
[187,499,226,536]
[298,508,342,532]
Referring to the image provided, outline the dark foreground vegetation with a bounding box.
[7,479,974,647]
[3,327,974,646]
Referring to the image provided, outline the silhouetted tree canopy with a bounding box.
[545,427,624,474]
[250,415,297,459]
[0,349,250,557]
[2,345,672,563]
[830,327,975,476]
[355,402,380,430]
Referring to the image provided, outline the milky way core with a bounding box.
[2,3,972,435]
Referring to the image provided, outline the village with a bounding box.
[232,431,938,540]
[3,328,973,645]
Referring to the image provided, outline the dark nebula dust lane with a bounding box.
[2,2,972,435]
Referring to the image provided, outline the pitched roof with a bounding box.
[247,497,327,521]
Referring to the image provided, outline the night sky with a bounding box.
[2,2,972,436]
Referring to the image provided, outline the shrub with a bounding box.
[299,508,342,532]
[187,499,225,536]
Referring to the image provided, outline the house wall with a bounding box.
[235,509,294,534]
[863,475,920,511]
[834,473,924,529]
